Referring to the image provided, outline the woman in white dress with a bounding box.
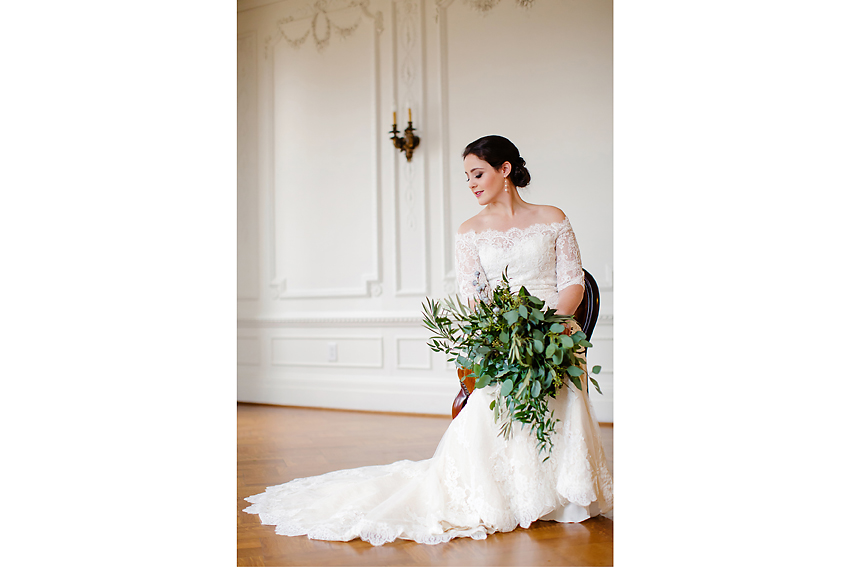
[243,135,613,545]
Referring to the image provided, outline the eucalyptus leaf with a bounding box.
[552,349,564,365]
[500,379,514,396]
[589,376,603,395]
[592,365,602,374]
[504,310,520,325]
[476,375,492,388]
[550,323,565,334]
[567,365,584,377]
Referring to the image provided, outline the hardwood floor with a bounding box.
[237,403,614,566]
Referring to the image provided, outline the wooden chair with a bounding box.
[573,268,600,342]
[451,269,601,419]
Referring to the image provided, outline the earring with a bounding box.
[504,177,509,192]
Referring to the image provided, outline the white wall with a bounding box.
[237,0,613,421]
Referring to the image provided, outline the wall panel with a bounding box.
[268,3,383,299]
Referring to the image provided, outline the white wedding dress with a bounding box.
[243,218,613,545]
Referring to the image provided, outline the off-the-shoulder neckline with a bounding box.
[457,218,568,238]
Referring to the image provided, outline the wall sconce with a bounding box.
[389,108,420,162]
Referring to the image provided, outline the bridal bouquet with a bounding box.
[422,271,601,457]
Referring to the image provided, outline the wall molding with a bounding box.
[238,313,423,327]
[265,1,385,300]
[238,0,287,13]
[391,0,429,297]
[237,312,612,328]
[436,0,455,284]
[395,336,432,370]
[270,335,384,368]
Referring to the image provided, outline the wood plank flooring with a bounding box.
[237,403,613,566]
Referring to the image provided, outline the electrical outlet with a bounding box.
[327,342,338,362]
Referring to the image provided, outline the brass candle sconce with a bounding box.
[390,108,420,162]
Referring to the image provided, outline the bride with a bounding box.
[243,135,613,545]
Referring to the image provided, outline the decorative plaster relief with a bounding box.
[265,0,384,56]
[393,0,428,296]
[462,0,535,13]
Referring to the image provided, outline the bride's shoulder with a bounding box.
[531,204,567,224]
[457,214,487,235]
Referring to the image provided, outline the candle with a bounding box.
[408,108,412,122]
[393,111,397,125]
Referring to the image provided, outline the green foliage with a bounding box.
[421,270,603,457]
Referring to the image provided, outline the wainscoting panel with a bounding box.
[395,336,432,370]
[271,336,384,368]
[236,313,613,421]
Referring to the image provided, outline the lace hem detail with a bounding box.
[244,379,613,546]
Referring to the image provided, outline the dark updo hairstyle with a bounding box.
[462,135,531,188]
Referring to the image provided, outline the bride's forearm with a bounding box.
[556,284,584,317]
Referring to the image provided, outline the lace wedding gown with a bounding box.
[243,218,613,545]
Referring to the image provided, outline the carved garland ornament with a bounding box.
[265,0,383,57]
[463,0,535,12]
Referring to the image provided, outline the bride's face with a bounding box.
[464,154,507,205]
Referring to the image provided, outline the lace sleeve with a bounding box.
[556,217,585,291]
[455,233,491,305]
